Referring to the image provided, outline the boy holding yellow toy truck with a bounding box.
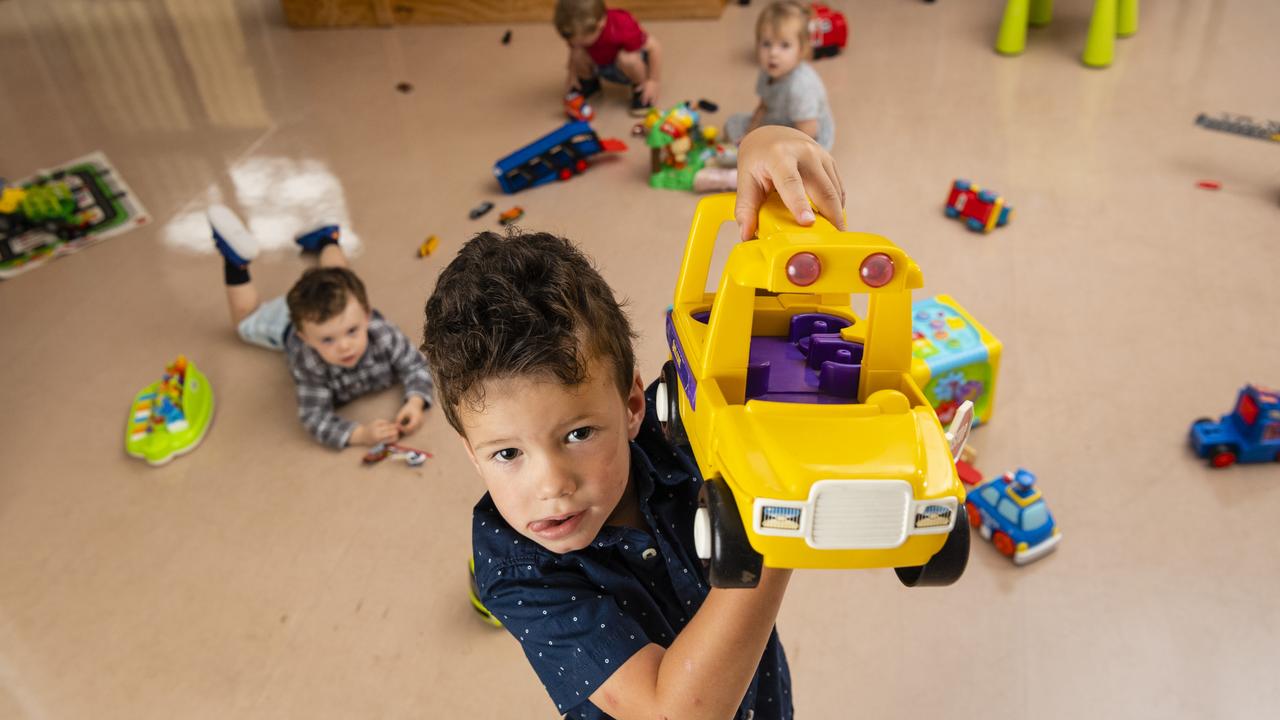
[422,127,842,719]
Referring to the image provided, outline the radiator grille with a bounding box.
[809,481,911,549]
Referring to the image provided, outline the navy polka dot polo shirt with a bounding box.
[472,384,793,719]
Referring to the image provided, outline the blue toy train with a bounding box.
[494,121,625,194]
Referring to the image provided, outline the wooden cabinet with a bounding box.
[281,0,727,27]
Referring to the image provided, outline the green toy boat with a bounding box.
[124,355,214,466]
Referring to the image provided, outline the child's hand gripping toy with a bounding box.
[362,442,433,468]
[657,192,973,588]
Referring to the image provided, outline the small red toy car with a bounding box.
[810,3,848,59]
[945,179,1013,233]
[563,91,595,122]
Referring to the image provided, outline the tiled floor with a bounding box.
[2,1,1278,718]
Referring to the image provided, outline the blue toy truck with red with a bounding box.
[1189,384,1280,468]
[493,121,625,194]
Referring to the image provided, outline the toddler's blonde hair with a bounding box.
[756,1,812,57]
[555,0,606,40]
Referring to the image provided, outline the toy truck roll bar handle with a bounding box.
[674,193,847,404]
[674,193,738,309]
[674,192,843,308]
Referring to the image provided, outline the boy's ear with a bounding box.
[625,369,646,440]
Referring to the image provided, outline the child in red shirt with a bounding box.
[555,0,662,117]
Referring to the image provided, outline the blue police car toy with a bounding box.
[966,468,1060,565]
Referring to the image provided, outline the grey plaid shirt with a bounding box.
[285,310,433,448]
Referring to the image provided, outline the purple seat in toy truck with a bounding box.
[818,355,859,398]
[745,361,771,399]
[789,313,851,343]
[744,313,863,403]
[806,333,863,370]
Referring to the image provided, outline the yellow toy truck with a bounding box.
[658,193,973,588]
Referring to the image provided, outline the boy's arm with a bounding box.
[639,34,662,102]
[589,568,792,719]
[292,375,357,449]
[381,322,434,407]
[746,101,767,133]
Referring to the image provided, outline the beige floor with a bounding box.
[2,0,1279,718]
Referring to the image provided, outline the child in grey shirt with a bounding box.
[725,1,835,151]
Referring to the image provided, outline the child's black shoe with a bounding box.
[629,86,652,117]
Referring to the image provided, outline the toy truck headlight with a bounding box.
[786,252,821,287]
[911,499,957,532]
[760,505,803,531]
[860,253,895,288]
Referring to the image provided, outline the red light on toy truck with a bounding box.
[860,253,895,287]
[786,252,822,286]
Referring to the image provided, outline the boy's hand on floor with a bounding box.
[638,79,659,105]
[352,419,401,447]
[395,396,426,435]
[734,125,846,242]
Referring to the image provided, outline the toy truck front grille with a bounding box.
[809,481,912,549]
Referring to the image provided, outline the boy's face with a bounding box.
[459,356,646,554]
[296,295,371,368]
[758,20,805,79]
[566,18,605,49]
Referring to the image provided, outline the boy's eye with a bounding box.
[492,448,520,463]
[566,427,595,443]
[347,326,358,336]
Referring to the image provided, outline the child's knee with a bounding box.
[615,49,647,78]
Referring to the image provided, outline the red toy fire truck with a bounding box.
[810,3,848,59]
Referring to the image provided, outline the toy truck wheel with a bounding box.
[992,528,1016,557]
[965,501,981,528]
[954,180,970,190]
[895,505,970,587]
[700,477,764,589]
[978,190,997,203]
[944,206,960,218]
[659,361,689,448]
[1209,445,1237,468]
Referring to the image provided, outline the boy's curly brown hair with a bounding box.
[286,267,370,329]
[421,230,637,435]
